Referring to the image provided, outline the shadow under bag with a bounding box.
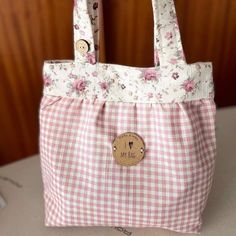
[39,0,216,233]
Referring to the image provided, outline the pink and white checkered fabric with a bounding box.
[39,96,216,233]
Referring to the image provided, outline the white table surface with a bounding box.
[0,107,236,236]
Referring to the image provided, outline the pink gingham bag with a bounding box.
[39,0,216,233]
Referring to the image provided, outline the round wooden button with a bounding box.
[112,132,145,166]
[76,39,90,55]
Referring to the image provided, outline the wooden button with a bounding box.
[112,132,145,166]
[76,39,90,55]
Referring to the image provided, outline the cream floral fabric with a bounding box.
[43,0,214,103]
[43,61,213,103]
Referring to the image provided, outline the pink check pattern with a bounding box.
[39,96,216,233]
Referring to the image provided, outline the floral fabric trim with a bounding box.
[43,0,215,104]
[73,0,186,66]
[43,61,214,104]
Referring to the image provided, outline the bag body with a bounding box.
[39,0,216,233]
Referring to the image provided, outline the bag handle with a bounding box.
[73,0,186,66]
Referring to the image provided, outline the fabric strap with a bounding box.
[73,0,186,66]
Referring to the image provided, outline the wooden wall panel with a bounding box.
[175,0,236,107]
[0,0,235,165]
[103,0,154,67]
[103,0,236,107]
[0,0,73,165]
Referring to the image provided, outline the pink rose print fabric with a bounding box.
[99,81,110,91]
[143,69,159,81]
[73,78,87,92]
[40,0,216,234]
[43,74,52,87]
[182,79,196,92]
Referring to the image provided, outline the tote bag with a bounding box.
[39,0,216,233]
